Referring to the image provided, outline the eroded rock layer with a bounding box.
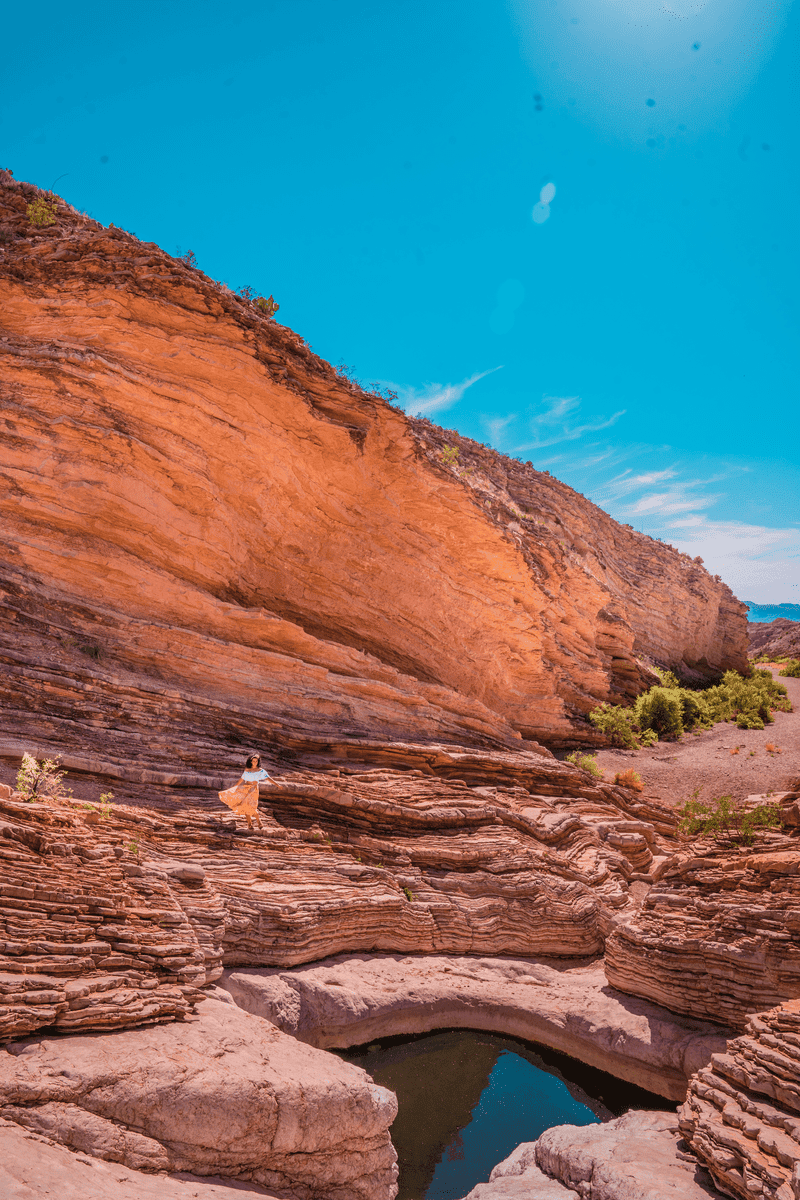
[749,620,800,662]
[0,753,678,1041]
[680,1000,800,1200]
[605,844,800,1029]
[0,170,747,767]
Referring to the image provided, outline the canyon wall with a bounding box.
[0,754,677,1042]
[749,619,800,662]
[605,838,800,1029]
[0,171,747,772]
[680,999,800,1200]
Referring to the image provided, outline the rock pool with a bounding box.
[341,1029,672,1200]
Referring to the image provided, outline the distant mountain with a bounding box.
[745,602,800,624]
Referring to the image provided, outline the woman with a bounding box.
[218,753,273,830]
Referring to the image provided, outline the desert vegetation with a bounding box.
[15,752,69,801]
[590,668,791,747]
[614,768,644,791]
[677,792,783,846]
[26,194,57,226]
[566,750,603,778]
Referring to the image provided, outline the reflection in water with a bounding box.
[340,1030,672,1200]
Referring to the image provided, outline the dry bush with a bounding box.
[614,768,644,792]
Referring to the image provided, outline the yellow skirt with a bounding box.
[218,780,259,817]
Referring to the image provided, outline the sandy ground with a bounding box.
[591,668,800,808]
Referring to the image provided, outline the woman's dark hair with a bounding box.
[244,754,260,770]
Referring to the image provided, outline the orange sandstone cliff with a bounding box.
[0,171,747,777]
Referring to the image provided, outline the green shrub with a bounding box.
[588,702,639,748]
[704,669,789,729]
[636,687,684,740]
[653,667,681,688]
[779,659,800,678]
[566,751,603,779]
[27,196,57,227]
[678,794,782,846]
[589,669,790,749]
[255,294,279,317]
[677,688,713,731]
[441,445,459,466]
[402,886,414,901]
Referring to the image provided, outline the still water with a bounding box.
[340,1029,670,1200]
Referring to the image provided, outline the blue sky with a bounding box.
[3,0,797,603]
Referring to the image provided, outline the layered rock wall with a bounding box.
[749,620,800,662]
[0,171,747,768]
[0,752,677,1041]
[604,846,800,1029]
[680,1000,800,1200]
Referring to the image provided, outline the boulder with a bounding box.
[0,1117,287,1200]
[0,998,398,1200]
[462,1112,719,1200]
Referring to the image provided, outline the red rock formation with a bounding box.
[749,619,800,662]
[0,170,747,772]
[0,755,678,1041]
[605,841,800,1029]
[680,999,800,1200]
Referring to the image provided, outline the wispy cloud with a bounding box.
[482,413,518,448]
[475,396,627,456]
[665,515,800,602]
[512,395,626,452]
[629,488,724,517]
[466,395,797,599]
[575,455,798,599]
[389,366,503,416]
[590,466,726,520]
